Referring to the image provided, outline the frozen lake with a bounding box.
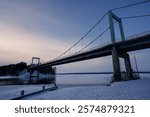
[22,77,150,100]
[0,77,150,100]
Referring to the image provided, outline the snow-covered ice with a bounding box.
[0,76,17,79]
[23,77,150,100]
[0,84,54,100]
[0,77,150,100]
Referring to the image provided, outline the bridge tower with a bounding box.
[108,10,133,81]
[29,57,41,82]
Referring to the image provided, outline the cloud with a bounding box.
[0,1,77,65]
[0,22,71,65]
[0,1,64,28]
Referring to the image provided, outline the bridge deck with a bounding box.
[30,33,150,69]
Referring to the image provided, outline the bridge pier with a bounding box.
[112,47,121,81]
[120,53,133,80]
[109,11,134,81]
[112,50,133,81]
[29,69,39,83]
[29,66,56,84]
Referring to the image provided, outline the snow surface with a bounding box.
[22,77,150,100]
[0,84,54,100]
[0,77,150,100]
[0,76,17,79]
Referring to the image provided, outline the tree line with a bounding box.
[0,62,27,76]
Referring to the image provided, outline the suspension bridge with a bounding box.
[28,1,150,82]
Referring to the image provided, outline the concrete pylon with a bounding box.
[54,68,57,87]
[120,53,133,80]
[109,11,122,81]
[109,11,131,81]
[112,47,121,81]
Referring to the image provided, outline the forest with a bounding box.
[0,62,27,76]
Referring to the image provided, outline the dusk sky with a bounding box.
[0,0,150,83]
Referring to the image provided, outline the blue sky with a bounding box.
[0,0,150,83]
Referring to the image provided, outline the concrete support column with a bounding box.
[123,53,133,79]
[29,69,39,82]
[37,70,39,80]
[53,67,57,87]
[29,69,33,82]
[112,47,121,81]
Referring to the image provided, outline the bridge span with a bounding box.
[29,11,150,82]
[30,32,150,68]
